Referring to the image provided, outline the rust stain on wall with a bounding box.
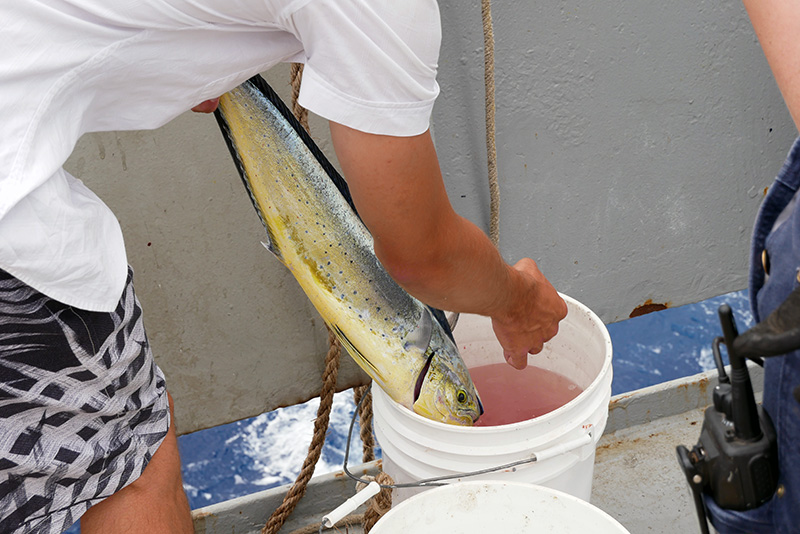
[629,299,669,318]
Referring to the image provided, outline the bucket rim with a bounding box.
[372,479,630,532]
[375,292,613,432]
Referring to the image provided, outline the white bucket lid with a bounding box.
[370,480,631,533]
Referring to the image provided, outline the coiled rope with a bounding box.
[262,2,499,529]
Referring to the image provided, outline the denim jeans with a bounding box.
[705,137,800,533]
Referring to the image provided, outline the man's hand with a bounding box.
[490,258,567,370]
[191,98,220,113]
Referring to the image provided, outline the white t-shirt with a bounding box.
[0,0,441,312]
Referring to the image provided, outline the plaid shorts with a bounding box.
[0,268,170,533]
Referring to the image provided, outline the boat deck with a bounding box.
[192,365,763,534]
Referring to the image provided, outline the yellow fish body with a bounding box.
[215,76,482,425]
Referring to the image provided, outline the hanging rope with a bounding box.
[290,63,309,130]
[481,0,501,248]
[353,385,375,463]
[261,324,342,534]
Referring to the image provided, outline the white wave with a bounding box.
[239,392,364,486]
[183,459,211,471]
[698,345,715,372]
[183,482,199,498]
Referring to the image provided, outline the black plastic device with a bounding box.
[676,286,800,534]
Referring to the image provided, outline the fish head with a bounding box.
[412,338,483,426]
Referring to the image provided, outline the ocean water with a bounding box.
[609,289,753,394]
[64,288,754,531]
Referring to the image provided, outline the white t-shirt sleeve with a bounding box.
[285,0,441,137]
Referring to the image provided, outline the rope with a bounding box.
[481,0,501,247]
[261,325,342,534]
[290,63,310,131]
[261,63,363,534]
[353,385,375,463]
[360,472,394,533]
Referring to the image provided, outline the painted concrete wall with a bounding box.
[65,0,797,434]
[434,0,796,321]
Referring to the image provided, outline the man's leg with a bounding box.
[0,266,189,533]
[81,393,193,533]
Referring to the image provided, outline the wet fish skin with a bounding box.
[214,76,482,426]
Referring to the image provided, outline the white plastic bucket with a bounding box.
[373,293,613,503]
[369,481,630,533]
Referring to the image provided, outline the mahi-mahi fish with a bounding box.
[213,75,483,426]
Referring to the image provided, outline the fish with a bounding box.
[213,75,483,426]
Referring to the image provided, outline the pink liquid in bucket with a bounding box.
[470,363,584,426]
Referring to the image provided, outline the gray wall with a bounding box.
[66,0,797,434]
[435,0,796,321]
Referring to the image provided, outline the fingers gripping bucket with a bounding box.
[373,294,613,503]
[370,481,630,533]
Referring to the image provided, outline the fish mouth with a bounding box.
[457,398,483,425]
[412,395,477,426]
[448,409,479,426]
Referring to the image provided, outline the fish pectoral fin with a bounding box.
[255,200,284,261]
[445,311,460,331]
[332,324,384,382]
[404,308,433,352]
[260,240,283,262]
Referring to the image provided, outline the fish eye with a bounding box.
[456,389,467,404]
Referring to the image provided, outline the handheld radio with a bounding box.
[676,287,800,533]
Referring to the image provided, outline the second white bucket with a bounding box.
[373,293,613,503]
[370,481,630,533]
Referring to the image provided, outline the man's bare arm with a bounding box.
[742,0,800,131]
[329,122,567,369]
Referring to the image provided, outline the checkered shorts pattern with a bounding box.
[0,268,169,533]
